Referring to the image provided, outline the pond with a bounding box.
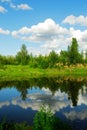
[0,77,87,130]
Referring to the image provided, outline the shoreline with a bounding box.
[0,65,87,81]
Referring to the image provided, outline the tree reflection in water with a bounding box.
[0,77,87,106]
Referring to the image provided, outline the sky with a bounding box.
[0,0,87,56]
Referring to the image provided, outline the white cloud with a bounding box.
[11,18,87,54]
[0,28,10,35]
[12,18,69,52]
[12,18,68,40]
[0,6,7,13]
[63,15,87,26]
[17,4,32,10]
[68,27,87,50]
[10,3,32,10]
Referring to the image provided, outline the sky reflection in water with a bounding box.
[0,78,87,129]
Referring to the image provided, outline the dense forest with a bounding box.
[0,38,87,68]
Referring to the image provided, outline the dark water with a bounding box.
[0,77,87,130]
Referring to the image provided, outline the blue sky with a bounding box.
[0,0,87,55]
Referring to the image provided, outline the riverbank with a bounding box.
[0,65,87,81]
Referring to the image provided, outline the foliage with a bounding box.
[16,44,29,65]
[0,118,31,130]
[68,38,83,64]
[48,50,59,68]
[33,106,55,130]
[36,55,49,69]
[0,38,86,67]
[85,50,87,63]
[59,50,69,65]
[33,106,71,130]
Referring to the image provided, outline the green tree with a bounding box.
[48,50,59,68]
[6,56,16,65]
[0,55,7,65]
[29,54,38,68]
[59,50,69,65]
[36,55,49,69]
[68,38,83,64]
[16,44,29,65]
[85,50,87,63]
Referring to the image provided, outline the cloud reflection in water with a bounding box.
[0,101,10,108]
[12,91,70,112]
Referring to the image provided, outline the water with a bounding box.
[0,77,87,130]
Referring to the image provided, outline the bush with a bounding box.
[33,106,71,130]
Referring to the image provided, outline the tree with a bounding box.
[6,56,16,65]
[36,55,49,69]
[85,50,87,63]
[0,55,7,65]
[59,50,69,65]
[16,44,29,65]
[48,50,59,68]
[68,38,83,64]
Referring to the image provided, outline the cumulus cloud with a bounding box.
[12,18,69,51]
[0,6,7,13]
[11,17,87,54]
[68,27,87,50]
[63,15,87,26]
[12,18,68,40]
[10,3,33,10]
[0,28,10,35]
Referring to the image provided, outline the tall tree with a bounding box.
[48,50,59,68]
[16,44,29,65]
[59,50,68,65]
[68,38,83,64]
[85,50,87,63]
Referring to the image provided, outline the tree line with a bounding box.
[0,38,87,68]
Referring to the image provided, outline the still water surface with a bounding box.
[0,78,87,130]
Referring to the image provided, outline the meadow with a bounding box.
[0,64,87,81]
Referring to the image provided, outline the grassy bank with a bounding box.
[0,65,87,80]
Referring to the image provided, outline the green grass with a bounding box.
[0,121,32,130]
[0,65,87,81]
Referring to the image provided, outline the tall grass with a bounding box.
[0,65,87,81]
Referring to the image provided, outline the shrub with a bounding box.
[33,106,71,130]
